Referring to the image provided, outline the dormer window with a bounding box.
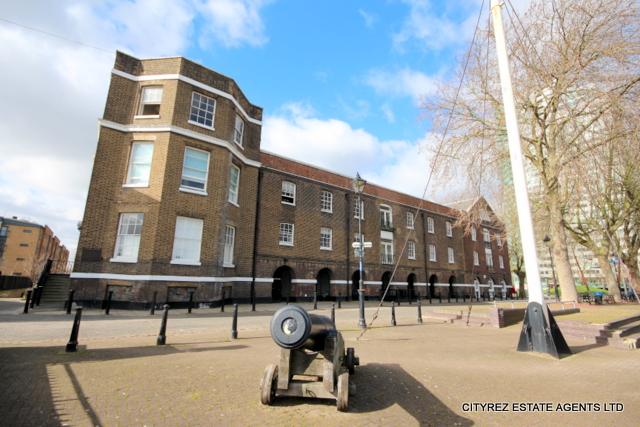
[138,86,162,116]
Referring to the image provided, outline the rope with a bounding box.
[357,0,489,340]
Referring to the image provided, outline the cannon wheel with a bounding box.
[336,372,349,412]
[346,347,357,375]
[260,364,278,405]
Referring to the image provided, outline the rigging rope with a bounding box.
[357,0,489,340]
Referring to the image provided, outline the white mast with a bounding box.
[490,0,544,305]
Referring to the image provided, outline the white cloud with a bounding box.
[364,67,440,106]
[262,102,438,200]
[0,0,273,255]
[393,0,481,51]
[381,103,396,123]
[358,9,377,29]
[196,0,270,48]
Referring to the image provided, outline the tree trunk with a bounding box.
[595,253,621,302]
[624,260,640,294]
[548,206,578,302]
[517,271,526,298]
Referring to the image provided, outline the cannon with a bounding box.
[260,305,359,411]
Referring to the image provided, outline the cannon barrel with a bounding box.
[270,305,336,351]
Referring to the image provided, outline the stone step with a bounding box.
[605,314,640,330]
[610,319,640,338]
[609,333,640,350]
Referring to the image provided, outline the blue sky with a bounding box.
[0,0,488,254]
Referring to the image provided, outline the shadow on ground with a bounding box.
[270,363,473,426]
[0,342,247,426]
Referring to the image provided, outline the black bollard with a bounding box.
[105,291,113,315]
[35,286,43,306]
[156,304,169,345]
[29,288,36,309]
[313,290,318,310]
[150,291,157,315]
[65,307,83,352]
[66,290,75,314]
[188,290,194,314]
[220,288,225,313]
[438,294,442,304]
[417,297,423,324]
[331,303,335,326]
[391,302,396,326]
[231,303,238,339]
[23,290,32,314]
[337,296,342,309]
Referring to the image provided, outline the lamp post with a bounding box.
[353,172,367,329]
[543,235,559,302]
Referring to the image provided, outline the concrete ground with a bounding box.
[0,298,638,426]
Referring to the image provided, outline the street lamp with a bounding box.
[543,235,560,302]
[353,172,367,329]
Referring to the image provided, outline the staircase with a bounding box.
[39,274,70,307]
[557,314,640,350]
[607,315,640,350]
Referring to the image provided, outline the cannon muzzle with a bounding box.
[270,305,335,351]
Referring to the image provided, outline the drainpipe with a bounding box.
[422,212,429,297]
[345,193,351,300]
[250,168,263,311]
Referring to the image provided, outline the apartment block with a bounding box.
[71,52,511,308]
[0,216,69,283]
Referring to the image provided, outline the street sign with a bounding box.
[351,241,372,248]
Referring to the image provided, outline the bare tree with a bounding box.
[426,0,640,302]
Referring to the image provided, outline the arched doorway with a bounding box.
[351,270,364,300]
[448,275,456,299]
[272,266,294,302]
[316,268,332,300]
[381,271,392,299]
[407,273,416,301]
[429,274,438,298]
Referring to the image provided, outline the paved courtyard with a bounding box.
[0,298,638,426]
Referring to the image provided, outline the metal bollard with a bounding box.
[105,291,113,315]
[220,288,225,313]
[417,297,423,324]
[23,290,32,314]
[188,290,194,314]
[391,302,396,326]
[337,297,342,309]
[438,294,442,304]
[231,303,238,339]
[30,288,36,309]
[150,291,157,315]
[65,307,83,352]
[331,303,335,326]
[156,304,169,345]
[313,291,317,310]
[65,290,75,315]
[35,286,43,306]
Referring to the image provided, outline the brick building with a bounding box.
[71,52,511,308]
[0,216,70,283]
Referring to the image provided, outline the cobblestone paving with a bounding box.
[0,299,639,426]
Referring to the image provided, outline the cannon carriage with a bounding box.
[260,305,359,411]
